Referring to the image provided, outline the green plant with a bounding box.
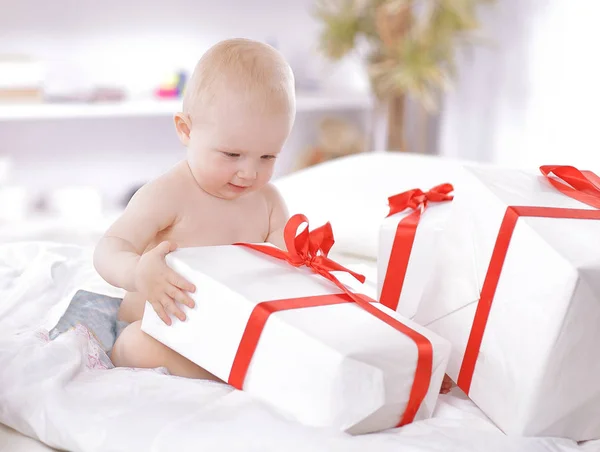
[315,0,493,110]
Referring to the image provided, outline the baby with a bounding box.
[93,37,454,395]
[93,38,295,381]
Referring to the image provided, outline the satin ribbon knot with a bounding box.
[242,213,366,287]
[387,183,454,217]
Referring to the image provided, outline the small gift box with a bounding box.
[142,214,450,434]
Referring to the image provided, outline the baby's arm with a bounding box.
[93,180,195,325]
[264,184,290,250]
[94,181,170,289]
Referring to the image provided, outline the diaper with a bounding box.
[50,290,125,353]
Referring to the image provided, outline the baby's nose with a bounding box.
[237,166,257,180]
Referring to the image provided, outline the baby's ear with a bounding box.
[174,112,192,146]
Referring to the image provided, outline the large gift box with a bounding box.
[415,165,600,440]
[141,215,450,434]
[377,184,454,318]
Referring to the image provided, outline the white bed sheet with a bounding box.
[0,242,597,452]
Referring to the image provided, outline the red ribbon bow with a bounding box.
[540,165,600,207]
[239,213,366,287]
[233,213,433,427]
[380,183,454,312]
[387,183,454,217]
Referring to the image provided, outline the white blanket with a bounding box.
[0,242,597,452]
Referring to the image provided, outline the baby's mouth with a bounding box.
[228,183,251,190]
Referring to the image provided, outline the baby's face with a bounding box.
[186,101,292,200]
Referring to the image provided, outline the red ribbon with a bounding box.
[231,213,433,427]
[540,165,600,208]
[380,184,454,311]
[457,166,600,394]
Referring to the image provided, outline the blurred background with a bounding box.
[0,0,599,245]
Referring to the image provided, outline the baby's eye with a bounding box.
[223,152,240,158]
[261,155,277,160]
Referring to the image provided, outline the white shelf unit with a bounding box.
[0,91,374,121]
[0,89,377,212]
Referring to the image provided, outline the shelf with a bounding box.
[0,91,374,122]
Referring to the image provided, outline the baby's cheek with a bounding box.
[186,148,205,170]
[259,169,274,186]
[263,162,276,178]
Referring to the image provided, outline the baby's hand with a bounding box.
[134,241,196,325]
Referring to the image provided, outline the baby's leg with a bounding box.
[440,374,454,394]
[111,320,222,382]
[117,292,147,324]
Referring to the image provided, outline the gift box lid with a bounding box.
[415,166,600,326]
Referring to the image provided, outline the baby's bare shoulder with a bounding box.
[107,163,189,238]
[259,183,290,246]
[259,183,286,210]
[133,162,189,203]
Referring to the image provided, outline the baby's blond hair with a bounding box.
[183,38,295,122]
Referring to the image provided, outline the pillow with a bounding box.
[273,151,471,259]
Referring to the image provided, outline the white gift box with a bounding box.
[141,244,450,434]
[415,166,600,440]
[377,194,453,319]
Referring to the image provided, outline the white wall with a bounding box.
[438,0,600,170]
[0,0,370,96]
[0,0,371,210]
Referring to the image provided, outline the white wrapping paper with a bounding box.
[415,166,600,440]
[377,202,452,319]
[141,245,450,434]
